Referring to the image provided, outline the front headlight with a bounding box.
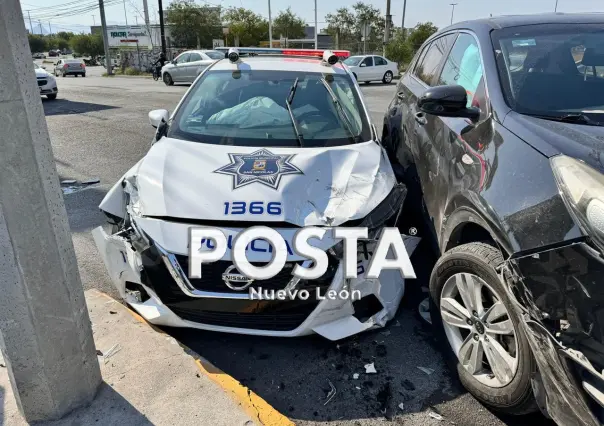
[359,183,407,236]
[551,155,604,247]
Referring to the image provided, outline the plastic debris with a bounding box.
[324,380,337,405]
[380,330,391,336]
[0,363,5,368]
[398,403,405,411]
[394,320,401,327]
[103,343,121,364]
[429,412,444,421]
[417,366,434,375]
[96,349,103,356]
[419,298,432,324]
[364,362,377,374]
[82,178,100,185]
[61,179,76,184]
[109,311,117,314]
[353,373,360,380]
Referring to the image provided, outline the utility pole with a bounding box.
[135,15,138,25]
[48,21,52,35]
[450,3,457,25]
[99,0,112,74]
[122,0,128,26]
[92,14,96,26]
[0,0,102,422]
[38,20,42,35]
[142,0,150,25]
[268,0,273,48]
[158,0,166,55]
[383,0,391,56]
[555,0,559,12]
[314,0,318,49]
[27,10,33,33]
[401,0,407,40]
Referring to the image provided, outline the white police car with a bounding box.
[92,48,419,340]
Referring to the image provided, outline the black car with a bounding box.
[383,13,604,426]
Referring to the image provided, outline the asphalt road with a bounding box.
[45,69,553,426]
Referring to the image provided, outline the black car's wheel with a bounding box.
[46,94,57,100]
[75,74,78,77]
[163,72,174,86]
[429,242,537,415]
[82,73,86,77]
[62,71,66,77]
[383,71,394,84]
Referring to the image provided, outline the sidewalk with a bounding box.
[0,290,292,426]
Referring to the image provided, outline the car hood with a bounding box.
[128,137,396,227]
[504,111,604,173]
[35,68,50,78]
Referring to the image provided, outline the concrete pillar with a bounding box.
[0,0,102,422]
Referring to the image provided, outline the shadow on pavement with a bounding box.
[43,99,118,116]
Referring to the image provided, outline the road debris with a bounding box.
[398,403,404,411]
[103,343,121,364]
[365,362,377,374]
[109,310,117,314]
[394,320,401,327]
[429,411,444,421]
[324,380,337,405]
[402,379,416,391]
[353,373,360,379]
[96,349,103,356]
[380,330,391,336]
[355,386,361,390]
[60,179,76,184]
[417,366,434,375]
[0,363,5,368]
[82,178,101,185]
[419,298,432,324]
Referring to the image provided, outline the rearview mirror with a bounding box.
[149,109,169,128]
[417,85,480,120]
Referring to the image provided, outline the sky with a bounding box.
[20,0,604,35]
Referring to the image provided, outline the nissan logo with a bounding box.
[222,265,254,290]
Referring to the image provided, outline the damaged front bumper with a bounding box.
[92,223,419,341]
[507,241,604,426]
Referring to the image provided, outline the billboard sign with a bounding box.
[107,26,153,49]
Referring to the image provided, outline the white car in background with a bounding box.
[343,55,399,84]
[161,49,225,85]
[34,63,58,100]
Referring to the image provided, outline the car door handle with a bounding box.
[414,112,427,125]
[397,91,405,100]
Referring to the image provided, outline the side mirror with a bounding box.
[360,63,367,67]
[149,109,169,128]
[417,85,480,120]
[171,60,177,65]
[42,66,47,70]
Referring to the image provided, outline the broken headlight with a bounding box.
[359,183,407,238]
[552,155,604,250]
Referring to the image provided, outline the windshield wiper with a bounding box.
[319,78,357,141]
[285,78,304,147]
[528,112,603,126]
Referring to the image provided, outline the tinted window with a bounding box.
[361,56,373,67]
[415,35,455,85]
[374,56,388,66]
[492,23,604,118]
[176,53,190,63]
[343,56,363,66]
[169,70,372,148]
[205,51,225,60]
[189,53,202,62]
[439,33,484,107]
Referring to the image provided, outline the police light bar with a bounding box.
[215,47,350,62]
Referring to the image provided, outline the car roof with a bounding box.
[442,12,604,32]
[209,56,349,75]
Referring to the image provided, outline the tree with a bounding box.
[273,7,306,40]
[325,2,384,49]
[385,31,413,68]
[69,34,104,57]
[407,22,438,52]
[223,7,268,47]
[166,0,222,48]
[56,31,74,41]
[28,34,47,53]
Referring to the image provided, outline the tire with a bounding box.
[62,72,66,77]
[75,74,78,77]
[429,242,537,415]
[383,71,393,84]
[46,94,57,100]
[163,72,173,86]
[82,73,86,77]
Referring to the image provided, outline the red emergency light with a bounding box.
[215,47,350,62]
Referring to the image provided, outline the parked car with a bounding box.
[34,62,57,100]
[343,54,399,84]
[32,52,46,59]
[54,59,86,77]
[161,49,225,85]
[383,12,604,425]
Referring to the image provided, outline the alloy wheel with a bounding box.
[384,72,393,83]
[440,272,518,388]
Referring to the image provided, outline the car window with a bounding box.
[176,53,190,64]
[361,56,373,67]
[374,56,388,66]
[189,53,202,62]
[439,33,484,107]
[168,70,372,148]
[492,23,604,117]
[415,34,456,85]
[205,51,225,60]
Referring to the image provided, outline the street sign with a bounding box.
[213,39,225,48]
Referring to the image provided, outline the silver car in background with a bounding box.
[54,59,86,77]
[161,50,224,85]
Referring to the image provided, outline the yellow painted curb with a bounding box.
[91,290,294,426]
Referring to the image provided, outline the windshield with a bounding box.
[343,56,363,66]
[168,69,372,147]
[492,23,604,121]
[205,51,225,60]
[34,63,40,69]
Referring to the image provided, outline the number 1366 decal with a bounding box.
[224,201,282,215]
